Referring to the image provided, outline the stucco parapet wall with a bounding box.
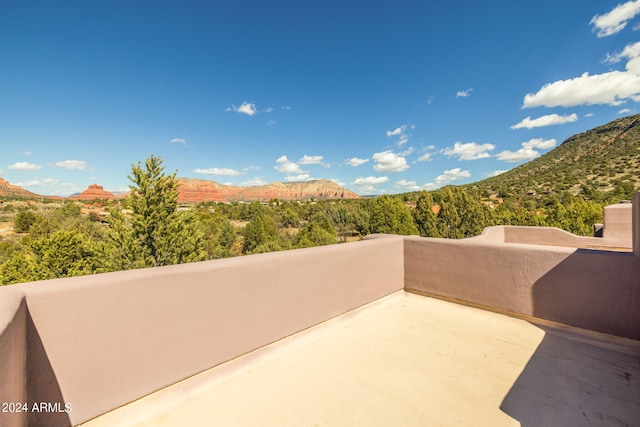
[473,225,630,249]
[0,236,405,427]
[0,287,27,427]
[403,234,640,339]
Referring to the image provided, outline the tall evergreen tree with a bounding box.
[108,155,206,268]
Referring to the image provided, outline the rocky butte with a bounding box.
[176,178,361,203]
[69,184,116,201]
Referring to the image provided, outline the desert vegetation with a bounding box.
[0,151,637,286]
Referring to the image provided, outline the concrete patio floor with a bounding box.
[81,291,640,427]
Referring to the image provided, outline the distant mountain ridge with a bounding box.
[0,177,43,199]
[0,178,361,203]
[177,178,361,202]
[468,114,640,196]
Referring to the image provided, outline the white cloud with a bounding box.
[8,162,42,171]
[386,126,405,137]
[416,153,432,162]
[372,150,410,172]
[398,147,414,156]
[386,124,414,146]
[275,155,304,174]
[19,151,32,155]
[486,170,508,178]
[423,168,471,190]
[523,41,640,108]
[298,155,323,165]
[351,176,389,193]
[170,138,188,147]
[15,177,83,196]
[497,148,540,163]
[523,138,557,150]
[284,174,310,181]
[227,101,257,116]
[346,157,369,167]
[604,41,640,64]
[456,88,473,98]
[511,113,578,129]
[497,138,556,162]
[395,180,423,191]
[193,167,242,176]
[242,177,267,186]
[435,168,471,184]
[619,108,633,114]
[590,0,640,37]
[353,176,388,186]
[54,160,87,170]
[15,179,42,187]
[267,119,277,126]
[442,141,494,161]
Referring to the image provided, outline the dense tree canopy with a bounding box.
[367,195,419,235]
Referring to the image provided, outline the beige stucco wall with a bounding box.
[0,193,637,426]
[634,192,640,252]
[603,202,633,247]
[404,197,640,339]
[478,200,633,249]
[501,226,621,248]
[0,288,27,427]
[0,236,405,426]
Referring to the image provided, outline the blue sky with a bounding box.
[2,1,640,196]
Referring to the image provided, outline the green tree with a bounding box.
[412,191,440,237]
[196,209,237,259]
[1,230,103,285]
[325,202,369,242]
[107,155,206,268]
[26,229,102,279]
[367,195,419,235]
[278,207,300,228]
[1,252,38,285]
[435,186,493,238]
[242,209,279,254]
[294,215,337,248]
[13,211,38,233]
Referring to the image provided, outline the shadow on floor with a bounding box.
[500,324,640,427]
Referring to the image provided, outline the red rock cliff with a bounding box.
[177,178,360,203]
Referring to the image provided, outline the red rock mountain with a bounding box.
[70,184,116,200]
[1,177,359,203]
[0,177,43,199]
[177,178,361,203]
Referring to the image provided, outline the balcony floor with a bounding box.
[81,291,640,427]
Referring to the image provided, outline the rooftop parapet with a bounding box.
[0,193,638,426]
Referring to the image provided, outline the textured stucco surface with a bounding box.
[81,292,640,427]
[10,235,404,426]
[0,194,638,426]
